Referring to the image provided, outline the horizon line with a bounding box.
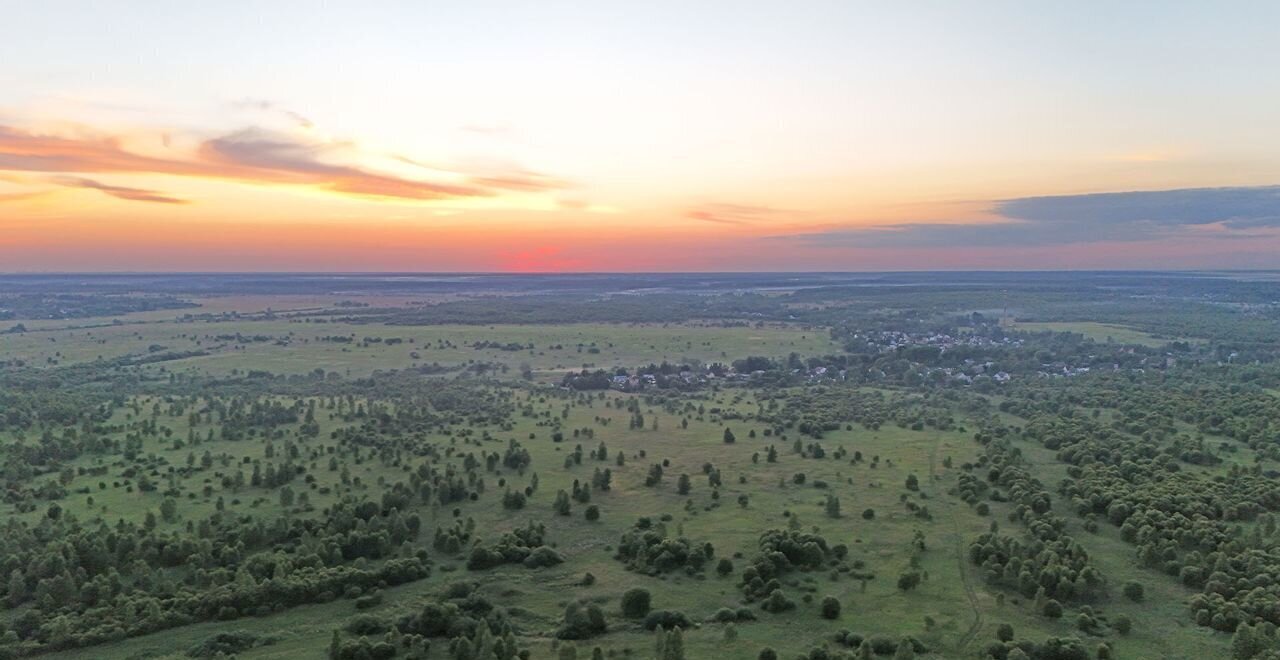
[0,269,1274,277]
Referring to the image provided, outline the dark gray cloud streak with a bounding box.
[781,186,1280,247]
[51,176,188,204]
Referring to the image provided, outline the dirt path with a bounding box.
[933,433,984,654]
[952,502,984,653]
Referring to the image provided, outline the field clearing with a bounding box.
[1011,321,1172,346]
[23,378,1233,659]
[26,387,1018,660]
[1,319,836,378]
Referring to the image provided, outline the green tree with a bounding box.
[7,569,24,606]
[1232,623,1266,660]
[820,596,841,619]
[622,588,652,618]
[160,497,178,522]
[554,490,572,516]
[663,626,685,660]
[329,630,341,659]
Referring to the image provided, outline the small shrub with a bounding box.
[820,596,841,619]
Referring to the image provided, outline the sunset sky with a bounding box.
[3,1,1280,271]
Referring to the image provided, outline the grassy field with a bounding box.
[0,297,1238,659]
[28,389,989,659]
[0,316,835,379]
[17,383,1232,659]
[1011,321,1170,347]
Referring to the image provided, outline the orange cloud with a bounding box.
[0,125,209,176]
[0,190,50,203]
[197,128,488,200]
[469,170,569,192]
[0,123,560,204]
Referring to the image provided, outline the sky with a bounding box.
[2,1,1280,272]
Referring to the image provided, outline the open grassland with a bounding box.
[14,382,1231,659]
[1,292,1249,660]
[1011,321,1170,347]
[26,391,986,659]
[0,317,834,379]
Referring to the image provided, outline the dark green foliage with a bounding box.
[345,614,389,636]
[466,522,563,570]
[739,529,833,599]
[710,607,756,623]
[557,601,607,640]
[187,630,276,657]
[354,592,384,610]
[643,610,694,631]
[621,588,652,618]
[677,473,691,495]
[615,519,712,574]
[825,494,841,518]
[760,589,796,613]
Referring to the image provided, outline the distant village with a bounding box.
[564,326,1193,393]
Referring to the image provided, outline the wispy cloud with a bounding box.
[0,190,50,203]
[50,176,188,204]
[198,128,489,200]
[0,125,209,176]
[232,98,315,129]
[777,186,1280,248]
[0,121,565,204]
[468,170,569,192]
[686,203,786,226]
